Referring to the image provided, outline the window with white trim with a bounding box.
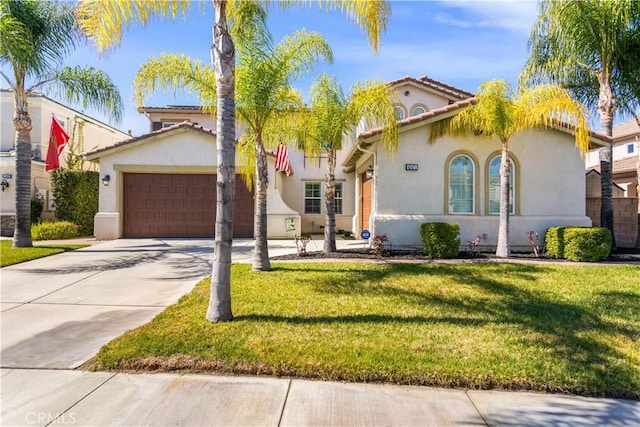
[627,143,635,154]
[334,182,343,215]
[488,155,514,215]
[448,155,474,214]
[304,182,322,214]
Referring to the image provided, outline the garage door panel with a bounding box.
[123,173,254,238]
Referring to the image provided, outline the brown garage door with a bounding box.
[123,173,254,238]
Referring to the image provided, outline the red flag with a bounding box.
[274,144,291,176]
[45,115,70,172]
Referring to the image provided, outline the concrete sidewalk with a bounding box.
[2,369,638,426]
[1,238,639,426]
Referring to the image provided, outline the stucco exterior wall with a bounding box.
[277,146,355,235]
[92,129,299,239]
[392,82,455,117]
[357,124,593,251]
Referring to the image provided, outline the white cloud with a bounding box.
[436,0,538,33]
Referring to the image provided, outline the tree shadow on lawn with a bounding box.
[269,262,640,398]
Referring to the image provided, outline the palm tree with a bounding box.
[76,0,391,322]
[301,73,398,253]
[429,80,591,258]
[0,0,123,248]
[521,0,640,250]
[236,29,332,271]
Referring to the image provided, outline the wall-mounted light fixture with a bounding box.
[365,165,374,179]
[1,179,9,192]
[102,174,111,186]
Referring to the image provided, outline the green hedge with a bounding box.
[51,169,98,236]
[420,222,460,258]
[545,226,611,262]
[545,226,567,258]
[31,221,80,241]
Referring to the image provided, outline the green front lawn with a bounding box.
[0,240,87,267]
[94,262,640,399]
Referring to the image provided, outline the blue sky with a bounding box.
[6,1,542,136]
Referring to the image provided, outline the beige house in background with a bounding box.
[586,119,640,198]
[85,75,608,251]
[585,118,639,247]
[0,90,130,236]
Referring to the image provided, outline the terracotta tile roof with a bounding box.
[358,97,477,141]
[387,75,474,100]
[138,105,207,113]
[82,121,216,159]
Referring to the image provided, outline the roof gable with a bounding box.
[388,75,474,101]
[83,121,216,160]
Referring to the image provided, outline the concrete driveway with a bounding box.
[0,238,298,369]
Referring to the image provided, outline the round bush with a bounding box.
[420,222,460,258]
[31,221,80,241]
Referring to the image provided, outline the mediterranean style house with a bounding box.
[84,75,609,251]
[0,89,130,236]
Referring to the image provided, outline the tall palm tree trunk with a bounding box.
[323,148,337,253]
[496,140,510,258]
[12,90,33,248]
[207,0,235,322]
[635,117,640,249]
[252,139,271,271]
[597,75,617,250]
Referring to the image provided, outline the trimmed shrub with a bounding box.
[51,169,98,236]
[564,227,611,262]
[31,221,80,241]
[545,226,611,262]
[31,198,43,224]
[544,226,567,258]
[420,222,460,258]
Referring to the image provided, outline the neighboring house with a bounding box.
[585,118,640,198]
[0,89,130,236]
[585,119,639,247]
[85,75,608,251]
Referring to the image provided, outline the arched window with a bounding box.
[488,155,515,215]
[448,155,475,214]
[393,106,405,121]
[411,106,426,116]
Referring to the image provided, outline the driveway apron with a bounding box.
[0,239,216,369]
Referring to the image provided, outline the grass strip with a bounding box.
[1,240,88,267]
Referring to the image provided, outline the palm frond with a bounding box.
[273,29,333,81]
[277,0,391,54]
[33,65,124,123]
[76,0,191,53]
[133,53,217,112]
[1,0,76,76]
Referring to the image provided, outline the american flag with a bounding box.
[274,144,291,176]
